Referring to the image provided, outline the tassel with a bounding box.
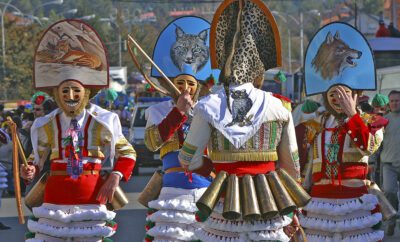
[184,169,193,183]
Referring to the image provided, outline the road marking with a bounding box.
[0,192,146,218]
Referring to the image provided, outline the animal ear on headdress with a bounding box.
[334,31,340,39]
[175,25,185,39]
[198,29,208,42]
[325,32,334,44]
[210,0,281,85]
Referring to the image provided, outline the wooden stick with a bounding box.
[127,39,169,97]
[16,132,28,167]
[127,35,181,96]
[6,117,25,224]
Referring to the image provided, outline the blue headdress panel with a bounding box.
[304,22,376,96]
[151,16,217,84]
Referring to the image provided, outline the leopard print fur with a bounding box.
[214,0,278,85]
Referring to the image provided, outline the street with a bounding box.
[1,171,400,242]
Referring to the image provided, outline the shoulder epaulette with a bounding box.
[272,93,292,111]
[361,112,389,128]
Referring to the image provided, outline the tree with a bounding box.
[0,19,43,100]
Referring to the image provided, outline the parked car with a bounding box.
[129,97,171,174]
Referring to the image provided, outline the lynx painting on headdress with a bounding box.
[311,31,362,80]
[170,26,209,73]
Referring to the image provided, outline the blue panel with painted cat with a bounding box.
[151,16,219,84]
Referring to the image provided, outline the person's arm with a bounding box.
[21,126,48,181]
[335,86,386,156]
[344,114,385,156]
[277,113,301,182]
[97,114,136,204]
[179,113,211,171]
[145,91,193,152]
[145,107,187,152]
[110,115,136,181]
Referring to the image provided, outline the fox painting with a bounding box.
[312,31,362,80]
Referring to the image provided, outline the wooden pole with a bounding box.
[6,117,25,224]
[127,35,181,96]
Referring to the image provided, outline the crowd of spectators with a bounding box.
[0,93,57,230]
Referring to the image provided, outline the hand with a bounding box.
[336,86,357,118]
[97,173,120,204]
[283,214,300,238]
[20,165,36,180]
[176,88,194,114]
[180,162,189,171]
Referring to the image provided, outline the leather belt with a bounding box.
[164,167,185,174]
[164,167,216,178]
[50,170,99,176]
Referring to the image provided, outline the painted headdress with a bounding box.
[33,19,109,98]
[304,22,376,96]
[210,0,281,86]
[151,16,218,85]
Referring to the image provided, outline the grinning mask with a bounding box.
[53,80,90,117]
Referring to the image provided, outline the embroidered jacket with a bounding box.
[29,104,136,181]
[144,100,187,158]
[302,112,387,198]
[179,83,300,180]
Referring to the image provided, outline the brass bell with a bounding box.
[137,170,163,208]
[108,185,129,211]
[240,174,261,221]
[368,183,397,221]
[277,169,311,208]
[25,171,49,210]
[223,174,241,220]
[196,171,228,218]
[266,171,296,215]
[254,174,279,219]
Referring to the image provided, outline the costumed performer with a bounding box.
[141,16,218,242]
[300,22,390,242]
[178,1,309,241]
[21,19,136,242]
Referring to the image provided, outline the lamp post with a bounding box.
[272,10,320,68]
[272,12,291,96]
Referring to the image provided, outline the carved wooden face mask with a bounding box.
[173,75,198,99]
[56,81,87,116]
[326,85,352,114]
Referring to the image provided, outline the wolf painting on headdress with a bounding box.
[311,31,362,80]
[170,25,209,73]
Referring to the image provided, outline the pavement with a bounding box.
[0,172,400,241]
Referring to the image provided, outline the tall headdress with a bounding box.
[151,16,218,85]
[33,19,109,97]
[304,22,376,96]
[210,0,281,86]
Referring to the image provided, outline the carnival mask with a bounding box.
[55,80,89,117]
[173,75,198,99]
[326,85,352,114]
